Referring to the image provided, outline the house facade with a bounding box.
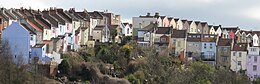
[171,29,187,58]
[216,38,232,69]
[247,46,260,80]
[230,43,248,72]
[186,34,201,61]
[2,22,36,64]
[201,34,217,65]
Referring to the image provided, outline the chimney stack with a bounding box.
[146,12,150,16]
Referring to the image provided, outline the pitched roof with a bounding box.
[195,21,200,25]
[0,8,9,21]
[57,9,72,23]
[174,18,179,22]
[168,17,173,21]
[27,17,44,30]
[42,11,59,27]
[160,16,166,19]
[213,26,219,30]
[139,23,157,31]
[187,34,201,42]
[187,21,192,25]
[64,11,79,21]
[208,25,213,28]
[171,29,186,38]
[35,14,51,29]
[49,10,66,25]
[232,43,247,51]
[33,44,46,48]
[201,22,207,27]
[11,9,23,19]
[88,11,103,19]
[94,25,105,30]
[155,27,172,34]
[217,38,232,46]
[4,9,17,20]
[123,23,129,27]
[221,26,239,32]
[20,23,37,35]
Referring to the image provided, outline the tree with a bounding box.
[58,60,70,77]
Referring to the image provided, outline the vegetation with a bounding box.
[0,39,251,83]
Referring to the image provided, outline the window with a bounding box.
[222,56,228,62]
[238,61,241,66]
[223,47,228,52]
[127,28,129,34]
[233,52,236,56]
[197,35,201,38]
[254,56,257,62]
[253,65,257,71]
[161,38,167,42]
[210,44,213,49]
[205,35,209,38]
[30,35,33,40]
[239,52,242,57]
[177,41,181,47]
[204,43,206,49]
[251,48,256,52]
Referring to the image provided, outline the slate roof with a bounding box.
[187,21,192,25]
[42,11,59,27]
[168,17,173,21]
[221,26,239,32]
[232,43,247,51]
[33,44,46,48]
[174,18,179,22]
[20,23,37,35]
[208,25,213,28]
[201,22,207,27]
[155,27,172,34]
[187,34,201,42]
[94,25,105,30]
[213,26,219,31]
[171,29,186,38]
[49,10,66,25]
[64,11,79,21]
[0,8,9,21]
[35,14,51,29]
[88,11,103,19]
[11,9,23,19]
[217,38,232,46]
[195,21,200,26]
[139,23,157,31]
[57,9,72,23]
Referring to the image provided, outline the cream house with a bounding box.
[230,43,248,72]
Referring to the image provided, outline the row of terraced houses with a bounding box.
[133,12,260,80]
[1,7,260,80]
[0,7,127,68]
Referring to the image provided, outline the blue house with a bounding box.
[2,22,36,64]
[200,34,217,65]
[31,44,48,64]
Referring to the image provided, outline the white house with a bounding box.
[122,23,133,36]
[230,43,248,72]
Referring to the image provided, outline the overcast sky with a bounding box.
[1,0,260,30]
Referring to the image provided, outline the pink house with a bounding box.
[228,31,235,39]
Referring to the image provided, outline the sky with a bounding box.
[1,0,260,30]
